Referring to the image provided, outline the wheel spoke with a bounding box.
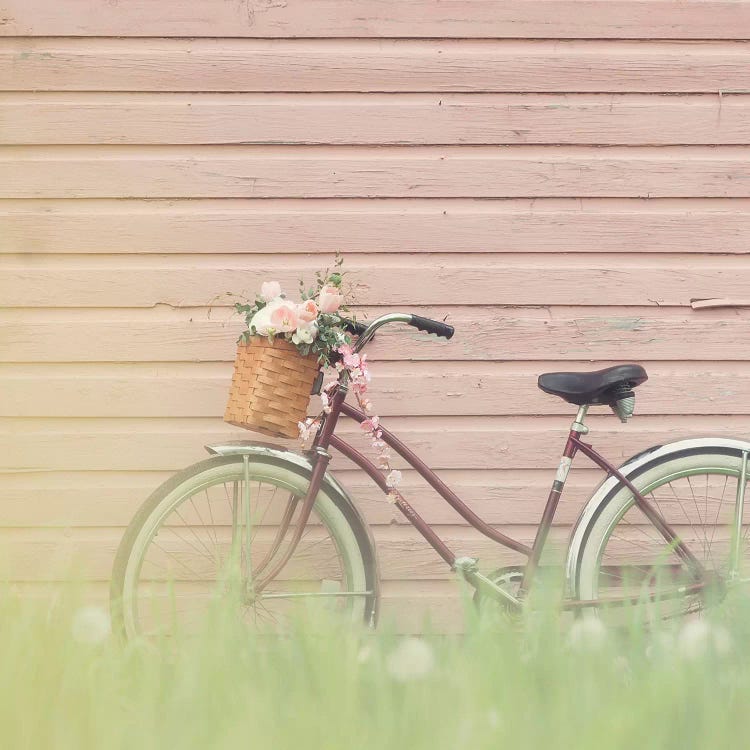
[115,460,370,638]
[584,459,748,626]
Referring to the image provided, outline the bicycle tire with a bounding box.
[575,445,750,623]
[111,454,379,638]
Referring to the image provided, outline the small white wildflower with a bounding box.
[357,644,373,664]
[567,616,608,651]
[71,606,111,645]
[386,637,435,682]
[677,619,732,660]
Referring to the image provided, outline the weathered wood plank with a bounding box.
[4,146,750,199]
[2,415,749,472]
[2,198,748,255]
[2,253,748,308]
[4,1,750,38]
[2,307,748,362]
[0,521,730,584]
[0,464,742,531]
[3,39,750,93]
[0,523,595,582]
[2,361,748,417]
[0,467,603,527]
[5,93,750,145]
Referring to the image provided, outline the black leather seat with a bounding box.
[537,364,648,406]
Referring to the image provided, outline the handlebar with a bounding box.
[409,314,455,339]
[351,312,454,353]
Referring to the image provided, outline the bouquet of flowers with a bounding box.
[233,257,358,368]
[227,258,402,500]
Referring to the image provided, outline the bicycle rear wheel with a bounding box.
[575,447,750,624]
[111,455,378,639]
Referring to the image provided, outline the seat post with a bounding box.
[571,404,590,434]
[521,402,590,592]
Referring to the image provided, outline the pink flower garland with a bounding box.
[298,343,402,503]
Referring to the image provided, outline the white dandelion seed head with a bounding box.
[386,637,435,682]
[677,619,732,660]
[357,644,373,665]
[567,616,608,651]
[71,606,111,645]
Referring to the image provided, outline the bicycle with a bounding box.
[111,313,750,637]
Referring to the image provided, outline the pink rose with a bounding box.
[270,304,298,332]
[260,280,281,302]
[297,299,318,323]
[318,285,344,314]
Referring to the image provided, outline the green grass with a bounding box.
[0,584,748,750]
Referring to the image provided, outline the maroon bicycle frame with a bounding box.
[254,381,706,607]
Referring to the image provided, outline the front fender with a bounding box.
[565,437,750,596]
[206,440,354,504]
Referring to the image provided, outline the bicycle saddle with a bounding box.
[537,364,648,406]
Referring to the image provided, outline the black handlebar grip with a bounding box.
[409,315,455,340]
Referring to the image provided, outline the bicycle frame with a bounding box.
[252,379,709,610]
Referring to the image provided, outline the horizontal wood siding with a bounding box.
[3,2,750,38]
[2,2,749,631]
[2,199,748,255]
[4,254,750,306]
[6,146,750,198]
[4,40,750,93]
[6,94,750,146]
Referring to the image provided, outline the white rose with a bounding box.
[249,296,285,335]
[292,320,319,345]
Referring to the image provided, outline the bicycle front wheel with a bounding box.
[111,455,378,639]
[575,447,750,624]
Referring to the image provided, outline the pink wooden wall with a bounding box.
[2,1,750,631]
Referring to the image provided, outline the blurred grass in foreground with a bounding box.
[0,582,748,750]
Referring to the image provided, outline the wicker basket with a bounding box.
[224,336,320,439]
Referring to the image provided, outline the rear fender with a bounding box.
[565,437,750,596]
